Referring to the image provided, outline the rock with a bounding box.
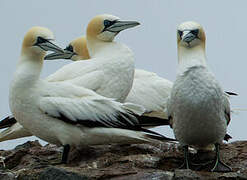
[38,167,88,180]
[0,172,15,180]
[0,140,247,179]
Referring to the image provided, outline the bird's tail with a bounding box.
[0,115,17,129]
[0,123,32,142]
[225,91,238,96]
[224,133,232,142]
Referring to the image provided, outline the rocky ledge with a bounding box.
[0,140,246,180]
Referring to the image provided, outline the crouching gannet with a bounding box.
[46,36,173,125]
[167,21,232,172]
[9,26,174,164]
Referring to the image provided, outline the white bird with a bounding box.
[45,36,236,127]
[0,33,235,142]
[9,26,174,164]
[45,14,140,103]
[1,14,140,142]
[46,36,173,124]
[167,21,232,172]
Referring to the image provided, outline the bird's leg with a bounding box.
[179,145,205,170]
[61,144,70,164]
[211,143,232,172]
[48,144,71,165]
[179,145,190,169]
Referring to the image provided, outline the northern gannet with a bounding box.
[9,26,173,164]
[45,36,236,127]
[45,14,140,103]
[1,29,234,143]
[45,36,90,61]
[167,21,232,172]
[0,14,144,143]
[45,36,173,124]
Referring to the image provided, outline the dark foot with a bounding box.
[179,160,206,170]
[61,144,70,164]
[179,145,190,169]
[179,145,211,170]
[211,159,232,172]
[211,143,232,172]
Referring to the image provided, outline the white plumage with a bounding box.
[126,69,173,119]
[167,21,231,172]
[10,20,172,163]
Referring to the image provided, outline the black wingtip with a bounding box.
[140,127,176,142]
[145,133,177,142]
[224,133,232,142]
[225,91,238,96]
[137,116,170,127]
[0,116,17,129]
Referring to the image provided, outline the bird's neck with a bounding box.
[177,45,207,75]
[14,50,44,86]
[86,36,129,58]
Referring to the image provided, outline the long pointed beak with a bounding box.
[182,31,196,43]
[106,20,140,32]
[44,50,75,60]
[38,41,64,53]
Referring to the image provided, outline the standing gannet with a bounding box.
[167,21,232,172]
[0,37,91,143]
[10,26,173,164]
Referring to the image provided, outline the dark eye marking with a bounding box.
[64,44,74,52]
[103,20,115,28]
[36,36,48,44]
[191,29,199,36]
[178,30,183,37]
[102,19,118,32]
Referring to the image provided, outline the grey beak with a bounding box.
[182,32,197,43]
[44,50,75,60]
[38,41,64,53]
[106,20,140,32]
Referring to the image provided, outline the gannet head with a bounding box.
[45,36,90,61]
[177,21,206,49]
[22,26,64,59]
[86,14,140,42]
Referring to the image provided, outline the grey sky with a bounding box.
[0,0,246,149]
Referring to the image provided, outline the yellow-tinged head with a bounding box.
[86,14,140,42]
[21,26,63,59]
[177,21,206,49]
[67,36,90,60]
[45,36,90,60]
